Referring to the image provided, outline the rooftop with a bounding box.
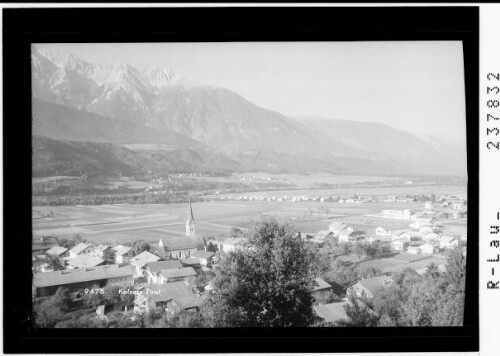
[112,245,132,256]
[69,242,92,255]
[356,275,394,294]
[67,255,105,269]
[160,267,197,279]
[313,277,332,292]
[146,260,182,273]
[314,302,349,323]
[141,282,202,309]
[190,251,214,260]
[129,251,161,268]
[33,264,134,288]
[180,258,201,266]
[46,245,68,256]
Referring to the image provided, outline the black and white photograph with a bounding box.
[30,40,468,329]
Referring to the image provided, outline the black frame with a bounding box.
[3,6,479,353]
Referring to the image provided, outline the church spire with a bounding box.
[187,199,195,224]
[186,199,195,237]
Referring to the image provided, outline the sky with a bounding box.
[39,42,466,144]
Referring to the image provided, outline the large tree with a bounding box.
[208,217,316,327]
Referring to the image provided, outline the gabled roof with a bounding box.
[160,267,197,279]
[94,244,112,253]
[46,246,68,256]
[355,276,394,295]
[69,242,92,255]
[129,251,161,268]
[67,255,105,269]
[339,227,354,237]
[180,258,201,267]
[158,236,200,251]
[313,302,349,323]
[141,282,202,309]
[146,260,182,273]
[33,264,134,288]
[112,245,132,256]
[329,221,347,231]
[313,277,332,292]
[190,251,214,260]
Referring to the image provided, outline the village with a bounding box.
[32,193,467,327]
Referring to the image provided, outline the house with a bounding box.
[407,245,421,255]
[439,236,459,249]
[46,246,69,258]
[314,300,376,324]
[157,267,197,285]
[221,237,246,253]
[144,260,183,284]
[419,226,434,236]
[424,201,434,210]
[112,245,133,264]
[129,251,161,276]
[419,243,435,255]
[346,276,394,300]
[312,277,333,294]
[450,200,466,210]
[67,255,106,269]
[375,226,391,237]
[338,227,354,243]
[134,282,203,314]
[313,302,349,324]
[316,230,334,241]
[422,232,440,242]
[329,222,347,235]
[93,244,114,262]
[391,239,408,252]
[33,264,134,299]
[190,251,214,267]
[69,243,94,258]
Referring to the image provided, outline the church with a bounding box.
[153,200,203,259]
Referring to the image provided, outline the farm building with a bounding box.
[338,227,354,243]
[329,222,347,235]
[439,236,460,249]
[32,264,134,299]
[312,277,333,294]
[221,237,247,253]
[129,251,162,276]
[314,302,349,324]
[46,246,69,258]
[419,243,436,255]
[112,245,133,264]
[134,282,203,314]
[67,255,106,270]
[190,251,214,267]
[69,243,94,258]
[144,260,183,284]
[346,276,394,300]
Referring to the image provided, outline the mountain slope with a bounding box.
[32,47,466,176]
[293,117,467,176]
[32,98,203,148]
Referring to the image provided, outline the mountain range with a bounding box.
[31,46,467,177]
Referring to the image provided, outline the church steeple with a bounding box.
[186,199,195,237]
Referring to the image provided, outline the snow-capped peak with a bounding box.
[140,65,177,88]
